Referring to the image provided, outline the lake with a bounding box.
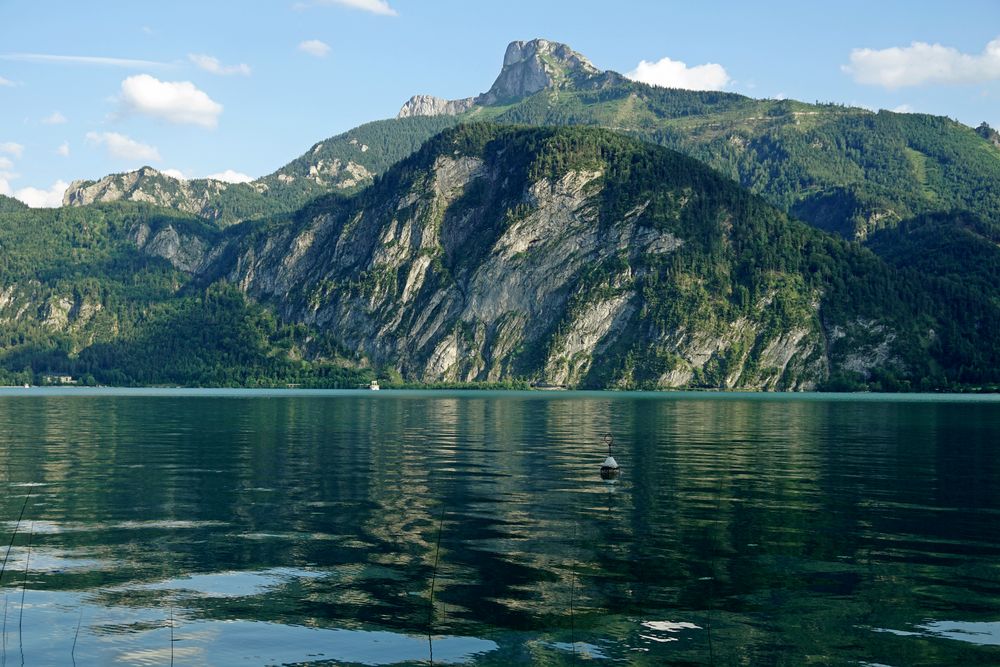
[0,388,998,665]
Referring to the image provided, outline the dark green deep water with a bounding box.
[0,389,998,666]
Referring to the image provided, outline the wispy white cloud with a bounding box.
[0,76,15,87]
[188,54,251,76]
[206,169,253,183]
[119,74,223,128]
[13,180,68,208]
[298,40,331,58]
[0,53,171,69]
[626,56,730,91]
[845,36,1000,88]
[296,0,397,16]
[891,104,915,113]
[41,111,67,125]
[161,168,252,182]
[0,160,16,200]
[0,142,24,158]
[57,142,70,157]
[86,131,162,162]
[162,168,187,180]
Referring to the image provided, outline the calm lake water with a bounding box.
[0,389,998,666]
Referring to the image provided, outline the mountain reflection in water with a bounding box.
[0,389,998,665]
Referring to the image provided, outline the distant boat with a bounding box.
[23,383,29,388]
[370,379,380,391]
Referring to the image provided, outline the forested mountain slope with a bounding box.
[204,124,998,390]
[62,39,1000,242]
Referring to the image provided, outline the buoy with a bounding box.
[600,433,620,479]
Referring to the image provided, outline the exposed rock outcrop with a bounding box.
[480,39,600,104]
[202,125,889,389]
[60,167,257,225]
[131,222,209,273]
[63,167,230,214]
[397,38,617,118]
[398,95,478,119]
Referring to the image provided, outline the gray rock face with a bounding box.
[217,159,636,383]
[0,279,106,353]
[397,94,477,119]
[205,130,845,389]
[62,167,231,219]
[397,38,605,118]
[480,39,599,104]
[63,166,172,207]
[131,223,208,273]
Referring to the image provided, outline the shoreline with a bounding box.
[2,386,999,401]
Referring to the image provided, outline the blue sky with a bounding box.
[2,0,998,206]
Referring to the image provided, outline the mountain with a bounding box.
[0,200,371,387]
[864,211,1000,387]
[10,38,1000,391]
[202,124,997,390]
[274,38,1000,242]
[61,116,464,228]
[398,39,619,117]
[62,167,269,225]
[4,124,999,389]
[394,39,1000,241]
[252,115,464,206]
[869,211,1000,296]
[63,38,1000,243]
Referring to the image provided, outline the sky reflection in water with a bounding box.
[0,390,998,665]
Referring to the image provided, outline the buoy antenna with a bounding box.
[600,433,620,480]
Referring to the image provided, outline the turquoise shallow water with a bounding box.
[0,389,998,665]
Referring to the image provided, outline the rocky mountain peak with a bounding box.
[136,165,165,178]
[63,167,173,207]
[398,38,606,118]
[60,166,242,224]
[483,39,599,103]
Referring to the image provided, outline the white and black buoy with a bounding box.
[600,433,620,480]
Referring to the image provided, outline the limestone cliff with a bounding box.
[398,38,621,118]
[398,95,478,119]
[63,167,232,219]
[203,124,910,389]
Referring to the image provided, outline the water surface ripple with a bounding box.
[0,389,998,665]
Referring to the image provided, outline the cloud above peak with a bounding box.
[626,56,730,91]
[86,131,162,162]
[189,54,251,76]
[297,0,397,16]
[298,40,331,58]
[845,36,1000,88]
[12,180,69,208]
[207,169,253,183]
[1,172,68,208]
[0,142,24,158]
[119,74,223,127]
[1,53,171,69]
[41,111,67,125]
